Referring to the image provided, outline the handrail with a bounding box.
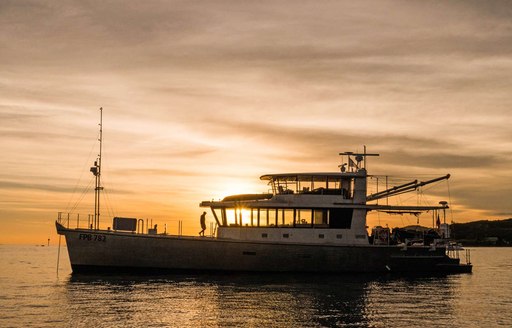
[465,249,471,265]
[57,212,202,239]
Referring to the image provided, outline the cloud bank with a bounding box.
[1,0,511,242]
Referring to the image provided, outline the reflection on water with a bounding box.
[1,246,511,327]
[63,273,457,327]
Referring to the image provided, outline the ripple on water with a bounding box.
[1,246,512,327]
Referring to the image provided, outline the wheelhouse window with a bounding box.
[225,208,252,226]
[329,208,353,229]
[314,209,328,227]
[212,208,224,226]
[296,209,312,226]
[225,208,236,226]
[269,209,278,226]
[278,209,294,227]
[260,208,269,226]
[218,207,352,229]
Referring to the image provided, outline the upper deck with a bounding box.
[197,150,452,247]
[260,171,365,197]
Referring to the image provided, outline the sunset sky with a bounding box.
[1,0,511,244]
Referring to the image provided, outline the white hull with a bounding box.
[56,222,470,274]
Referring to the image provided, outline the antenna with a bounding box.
[339,146,379,172]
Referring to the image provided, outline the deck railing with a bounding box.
[446,243,472,265]
[57,212,215,237]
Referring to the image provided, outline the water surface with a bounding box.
[0,245,510,327]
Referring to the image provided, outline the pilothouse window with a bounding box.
[225,208,252,226]
[297,209,312,226]
[226,209,236,226]
[329,208,353,229]
[314,210,328,226]
[220,207,351,229]
[279,209,294,227]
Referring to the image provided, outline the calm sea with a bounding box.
[0,245,510,328]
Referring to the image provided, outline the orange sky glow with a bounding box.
[1,1,511,244]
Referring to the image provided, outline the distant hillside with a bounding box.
[451,219,512,246]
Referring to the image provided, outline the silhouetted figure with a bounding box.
[199,212,207,236]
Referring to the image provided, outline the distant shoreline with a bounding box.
[451,218,512,247]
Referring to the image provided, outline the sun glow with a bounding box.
[213,179,266,200]
[225,208,253,226]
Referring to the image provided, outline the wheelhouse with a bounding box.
[200,172,364,230]
[211,207,354,229]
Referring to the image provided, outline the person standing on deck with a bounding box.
[199,212,207,236]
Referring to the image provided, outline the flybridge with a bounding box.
[260,172,361,197]
[257,148,379,197]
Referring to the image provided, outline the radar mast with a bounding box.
[90,107,103,229]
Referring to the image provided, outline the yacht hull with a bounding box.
[56,222,471,274]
